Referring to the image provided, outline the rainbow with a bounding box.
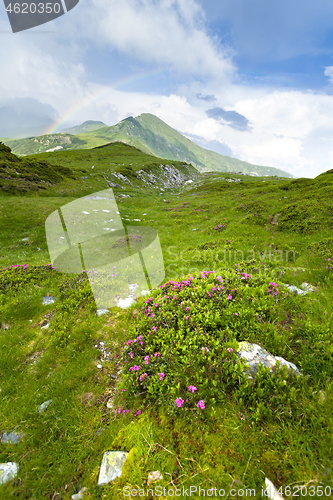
[43,69,166,135]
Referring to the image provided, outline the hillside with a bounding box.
[1,114,293,178]
[60,120,107,135]
[1,138,333,497]
[0,140,200,195]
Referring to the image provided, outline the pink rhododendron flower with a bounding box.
[188,385,197,393]
[197,400,205,409]
[176,397,184,408]
[144,356,150,365]
[158,373,165,380]
[227,294,232,300]
[227,348,233,353]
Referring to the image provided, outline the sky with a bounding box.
[1,0,333,178]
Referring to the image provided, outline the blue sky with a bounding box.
[1,0,333,177]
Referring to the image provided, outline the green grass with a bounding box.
[0,143,333,499]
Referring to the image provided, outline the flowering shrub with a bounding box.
[120,264,301,418]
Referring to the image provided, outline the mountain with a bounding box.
[1,113,294,177]
[60,120,107,134]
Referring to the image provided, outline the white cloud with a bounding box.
[324,66,333,84]
[79,0,235,82]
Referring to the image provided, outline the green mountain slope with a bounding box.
[0,140,199,195]
[1,113,294,177]
[60,120,107,134]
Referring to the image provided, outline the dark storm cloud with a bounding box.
[206,107,251,131]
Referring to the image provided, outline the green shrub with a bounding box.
[120,266,306,421]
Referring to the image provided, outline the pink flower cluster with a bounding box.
[268,282,279,296]
[129,365,141,372]
[158,373,165,380]
[188,385,197,393]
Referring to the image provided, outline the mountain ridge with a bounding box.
[1,113,294,178]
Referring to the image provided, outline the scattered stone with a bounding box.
[106,399,113,409]
[236,342,302,381]
[0,462,19,485]
[41,323,49,330]
[42,296,57,305]
[1,431,24,444]
[192,228,199,231]
[318,390,326,403]
[300,282,318,293]
[97,451,129,485]
[265,478,284,499]
[71,486,87,500]
[21,237,29,241]
[97,364,103,369]
[38,399,53,413]
[97,309,109,317]
[0,321,9,330]
[147,470,163,486]
[283,285,308,296]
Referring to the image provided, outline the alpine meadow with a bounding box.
[0,127,333,500]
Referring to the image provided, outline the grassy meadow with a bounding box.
[0,141,333,499]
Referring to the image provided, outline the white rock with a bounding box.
[42,296,56,305]
[97,364,103,369]
[265,478,284,499]
[236,342,302,380]
[147,470,163,486]
[283,284,307,295]
[38,399,53,413]
[0,462,19,485]
[97,451,129,485]
[300,282,318,293]
[71,486,87,499]
[1,431,24,444]
[97,309,109,317]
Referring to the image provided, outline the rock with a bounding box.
[1,431,24,444]
[42,296,57,305]
[318,390,326,403]
[0,462,19,485]
[0,321,9,330]
[147,470,163,486]
[97,309,109,317]
[38,399,53,413]
[300,282,318,293]
[97,451,129,485]
[265,478,284,499]
[283,284,308,296]
[236,342,302,381]
[71,486,87,499]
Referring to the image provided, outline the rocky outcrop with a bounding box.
[236,342,302,382]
